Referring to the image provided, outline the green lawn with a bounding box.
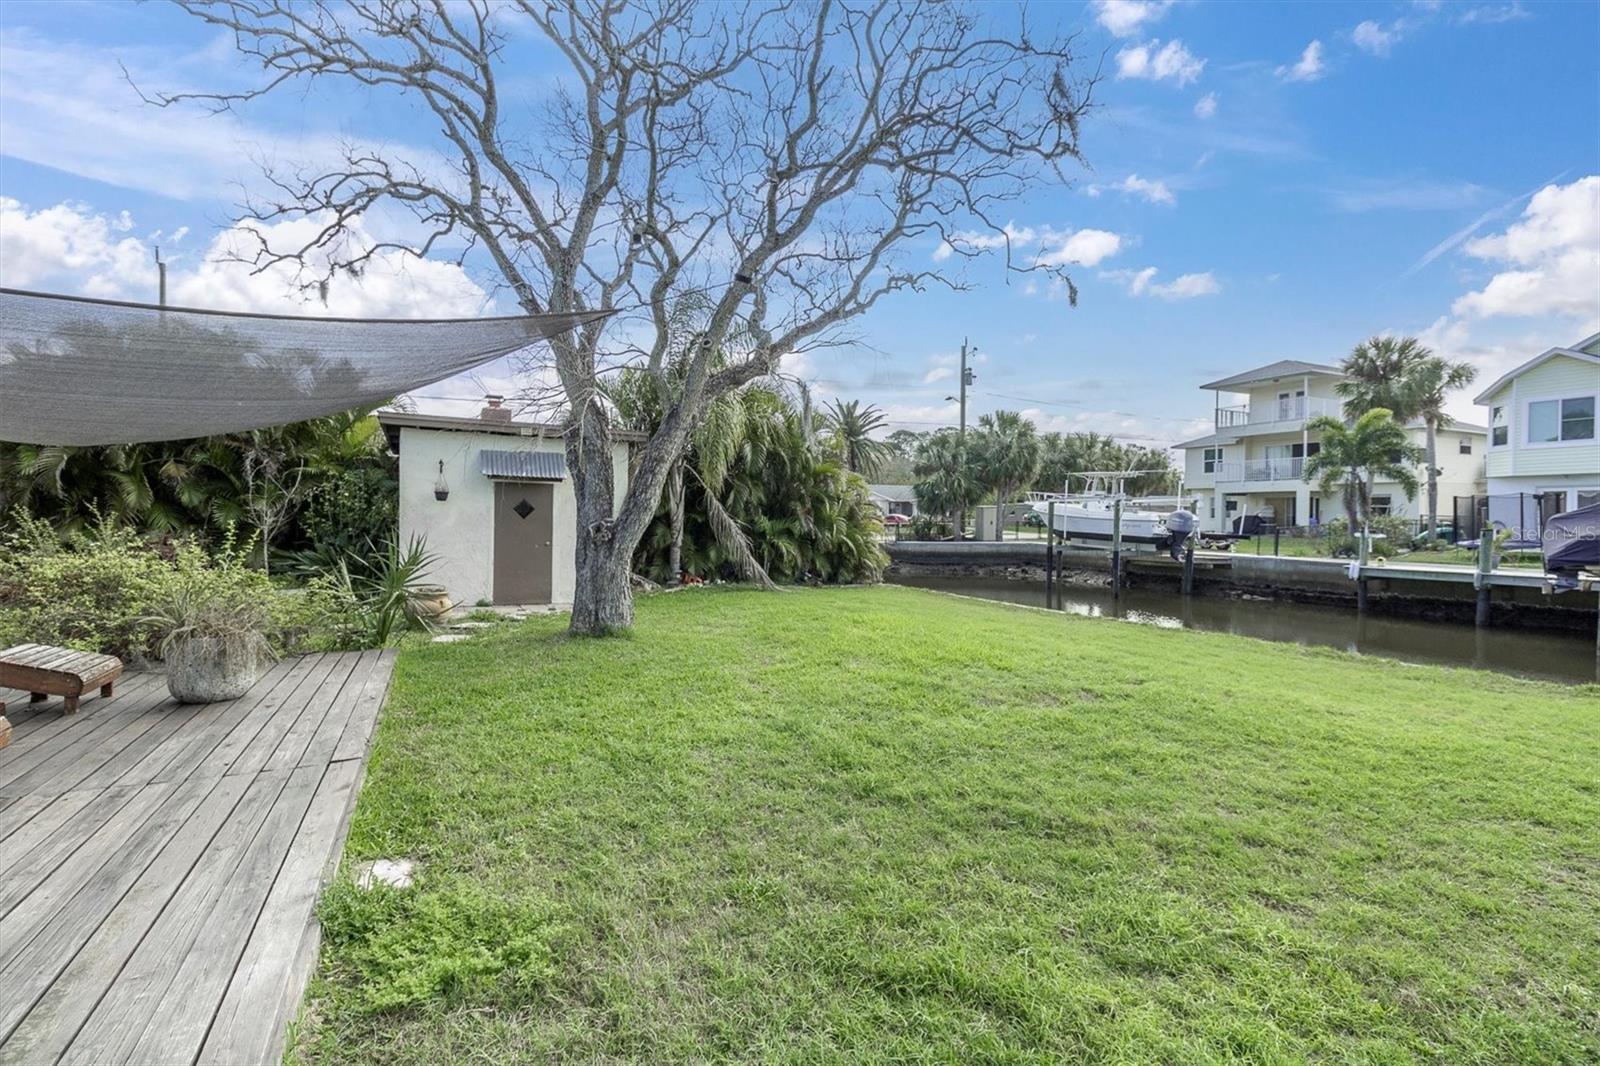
[296,586,1600,1064]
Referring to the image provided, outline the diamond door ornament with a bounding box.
[512,498,535,520]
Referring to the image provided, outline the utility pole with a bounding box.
[957,338,975,439]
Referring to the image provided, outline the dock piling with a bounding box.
[1045,502,1056,598]
[1111,497,1123,600]
[1182,537,1195,597]
[1475,534,1494,629]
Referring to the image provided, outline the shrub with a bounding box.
[0,513,172,657]
[908,514,953,540]
[0,511,401,658]
[295,460,399,557]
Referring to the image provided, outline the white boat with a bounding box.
[1029,472,1194,549]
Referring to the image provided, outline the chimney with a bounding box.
[480,394,513,424]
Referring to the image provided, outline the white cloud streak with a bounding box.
[1116,39,1206,87]
[1277,40,1326,82]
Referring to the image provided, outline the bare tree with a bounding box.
[152,0,1094,634]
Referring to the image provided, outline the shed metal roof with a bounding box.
[478,449,567,480]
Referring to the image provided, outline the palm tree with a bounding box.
[912,429,981,535]
[973,411,1041,540]
[1336,336,1425,418]
[1302,408,1423,530]
[1336,336,1476,537]
[825,399,893,480]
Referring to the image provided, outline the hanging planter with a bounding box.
[433,459,450,501]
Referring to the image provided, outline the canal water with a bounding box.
[890,575,1597,684]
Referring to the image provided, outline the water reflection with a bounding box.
[892,575,1595,684]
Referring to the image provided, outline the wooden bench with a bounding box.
[0,644,125,747]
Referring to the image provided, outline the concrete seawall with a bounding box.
[885,540,1597,632]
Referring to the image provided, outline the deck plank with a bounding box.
[331,648,398,764]
[0,650,394,1066]
[94,763,324,1066]
[0,774,250,1054]
[0,673,164,785]
[296,650,383,771]
[140,656,306,785]
[193,653,343,781]
[199,759,364,1065]
[254,654,363,776]
[0,785,142,916]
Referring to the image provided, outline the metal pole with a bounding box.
[155,247,167,307]
[1111,497,1123,600]
[1182,537,1195,597]
[1046,501,1056,597]
[1476,533,1494,628]
[1273,525,1281,557]
[953,337,966,441]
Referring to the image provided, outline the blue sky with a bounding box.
[2,0,1596,446]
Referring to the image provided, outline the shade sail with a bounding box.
[0,288,607,445]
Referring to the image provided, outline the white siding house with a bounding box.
[1475,333,1600,514]
[380,405,637,609]
[1177,359,1486,532]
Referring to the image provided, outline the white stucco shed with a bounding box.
[379,405,638,608]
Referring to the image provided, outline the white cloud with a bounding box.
[1036,229,1124,268]
[1452,176,1600,320]
[933,222,1037,261]
[1330,178,1489,213]
[1277,40,1326,82]
[1352,20,1399,56]
[922,366,955,385]
[1116,39,1205,87]
[0,197,149,290]
[1092,0,1174,38]
[1456,2,1530,25]
[0,197,492,318]
[1115,174,1176,205]
[1193,92,1218,119]
[0,28,450,203]
[1105,265,1221,300]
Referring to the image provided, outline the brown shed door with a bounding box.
[493,481,554,604]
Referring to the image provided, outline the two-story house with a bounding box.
[1177,359,1486,533]
[1474,332,1600,526]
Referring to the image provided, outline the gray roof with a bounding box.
[1199,359,1344,391]
[478,449,567,480]
[1173,432,1240,450]
[378,409,648,441]
[867,484,916,499]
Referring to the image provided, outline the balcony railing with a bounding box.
[1214,457,1304,483]
[1214,397,1336,430]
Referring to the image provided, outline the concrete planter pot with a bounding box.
[164,635,265,704]
[412,584,453,621]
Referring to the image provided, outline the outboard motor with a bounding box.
[1165,509,1197,562]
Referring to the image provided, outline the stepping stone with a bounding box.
[353,858,416,889]
[430,633,470,644]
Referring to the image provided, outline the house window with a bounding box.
[1578,490,1600,509]
[1528,397,1596,443]
[1208,494,1216,519]
[1369,495,1393,516]
[1491,405,1507,446]
[1458,438,1472,455]
[1202,447,1221,473]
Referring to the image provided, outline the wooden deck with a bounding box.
[0,649,395,1065]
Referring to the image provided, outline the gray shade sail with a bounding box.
[0,288,608,445]
[478,449,567,480]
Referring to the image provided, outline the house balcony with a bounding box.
[1215,397,1337,432]
[1214,457,1305,484]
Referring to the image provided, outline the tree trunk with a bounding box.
[666,460,685,585]
[566,405,634,636]
[1343,476,1360,532]
[1425,420,1439,539]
